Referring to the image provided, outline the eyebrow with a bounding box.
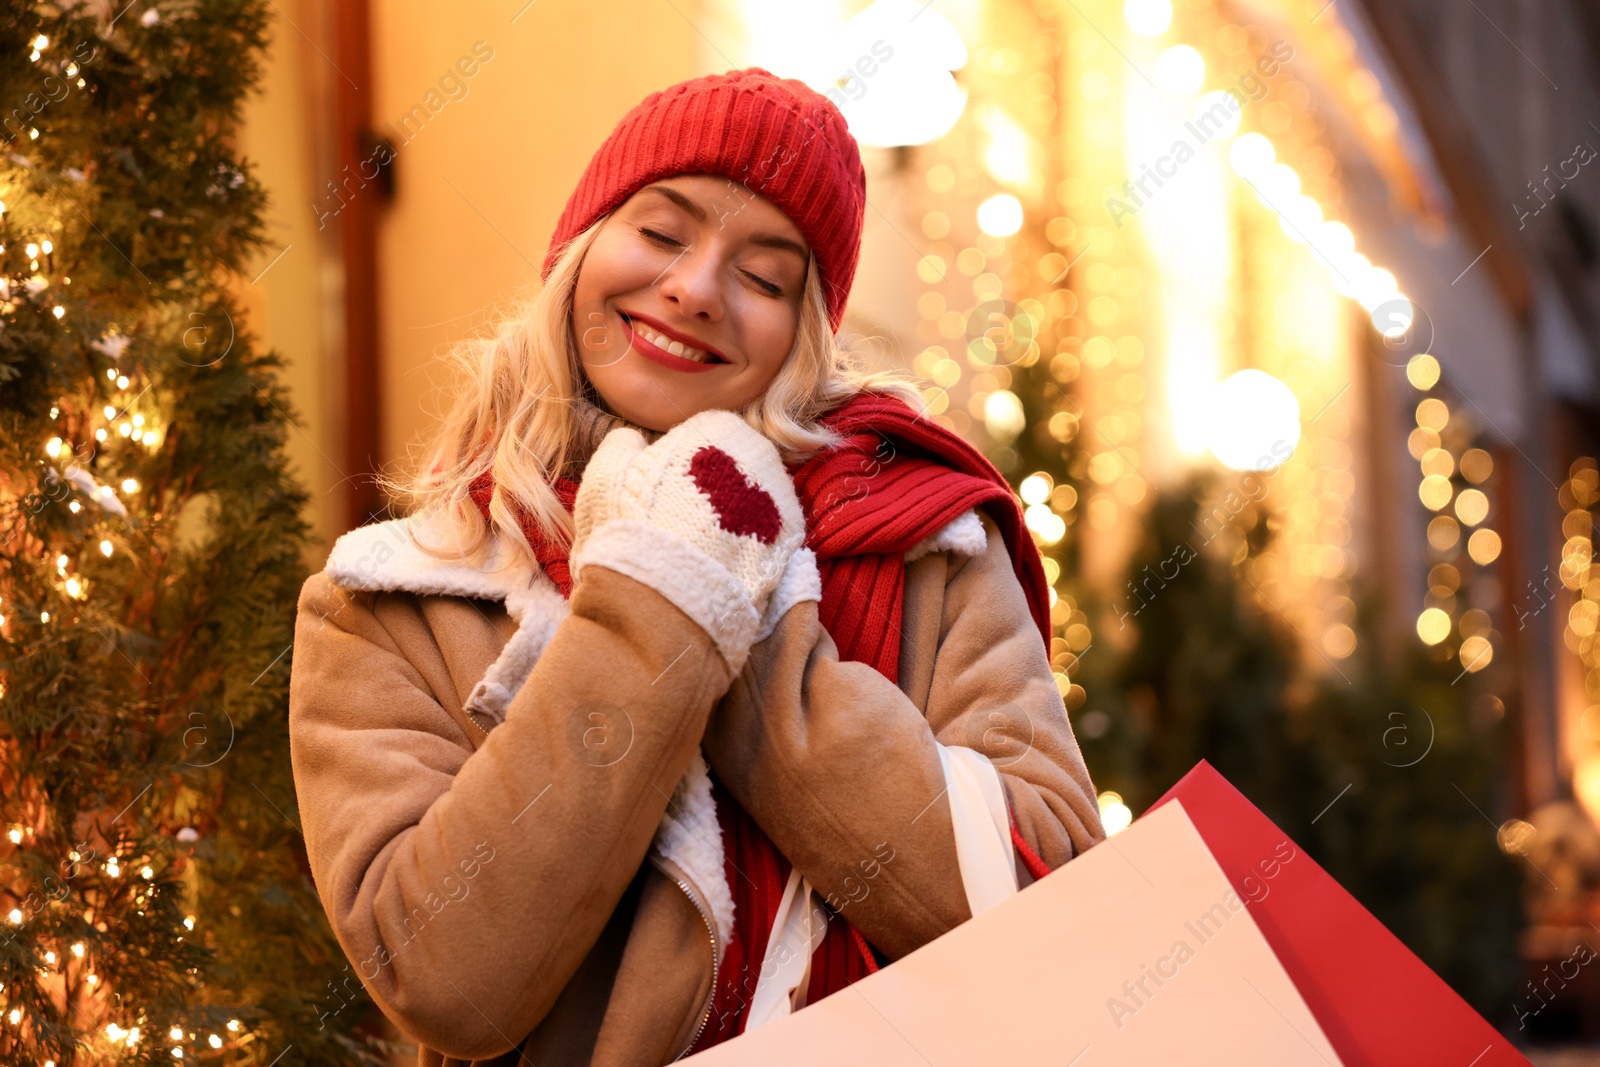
[639,184,810,261]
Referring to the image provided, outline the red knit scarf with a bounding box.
[467,391,1053,1051]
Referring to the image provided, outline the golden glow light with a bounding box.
[1156,45,1204,94]
[1278,195,1323,242]
[1467,528,1502,565]
[1455,488,1489,526]
[1257,162,1301,203]
[983,389,1026,441]
[1371,296,1413,338]
[1026,503,1067,543]
[979,105,1031,188]
[1098,791,1133,835]
[1329,253,1368,298]
[1205,370,1300,471]
[1417,607,1451,645]
[1229,133,1274,177]
[1419,448,1453,478]
[1460,448,1494,483]
[1406,354,1440,390]
[1315,220,1355,260]
[1123,0,1172,36]
[817,0,968,147]
[1460,635,1493,671]
[1416,398,1449,431]
[1419,475,1454,511]
[1193,90,1241,138]
[1020,473,1052,505]
[976,193,1024,237]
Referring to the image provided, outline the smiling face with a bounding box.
[570,173,812,432]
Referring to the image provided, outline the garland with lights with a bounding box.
[897,0,1522,1017]
[1561,460,1600,815]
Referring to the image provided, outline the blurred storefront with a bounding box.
[237,0,1600,1047]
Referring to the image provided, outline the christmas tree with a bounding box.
[0,2,393,1061]
[1068,476,1522,1018]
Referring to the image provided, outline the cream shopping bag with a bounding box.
[685,800,1343,1066]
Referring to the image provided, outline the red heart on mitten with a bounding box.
[689,446,782,544]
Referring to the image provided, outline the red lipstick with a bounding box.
[619,312,726,374]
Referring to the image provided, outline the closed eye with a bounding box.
[637,227,785,297]
[638,227,682,248]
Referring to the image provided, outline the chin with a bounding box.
[599,389,690,433]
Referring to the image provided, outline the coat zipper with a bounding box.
[655,860,720,1061]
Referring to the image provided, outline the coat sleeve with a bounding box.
[699,509,1106,963]
[287,559,740,1061]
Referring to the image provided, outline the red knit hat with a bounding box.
[542,67,866,333]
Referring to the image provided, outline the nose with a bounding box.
[655,240,725,322]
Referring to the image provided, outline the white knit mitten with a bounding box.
[568,409,807,673]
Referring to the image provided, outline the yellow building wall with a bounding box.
[369,0,705,484]
[234,0,343,566]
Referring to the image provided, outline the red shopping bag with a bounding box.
[1149,761,1530,1066]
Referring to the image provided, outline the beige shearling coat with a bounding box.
[287,497,1106,1066]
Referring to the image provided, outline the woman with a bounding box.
[288,67,1105,1066]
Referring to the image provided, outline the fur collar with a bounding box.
[323,503,986,730]
[324,503,535,603]
[323,505,567,729]
[321,503,987,960]
[324,504,987,604]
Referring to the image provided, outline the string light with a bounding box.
[1561,460,1599,697]
[1123,0,1172,36]
[1098,791,1133,834]
[1405,356,1503,669]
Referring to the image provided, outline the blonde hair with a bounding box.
[376,210,926,572]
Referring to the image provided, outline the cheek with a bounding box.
[573,230,657,315]
[742,303,800,384]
